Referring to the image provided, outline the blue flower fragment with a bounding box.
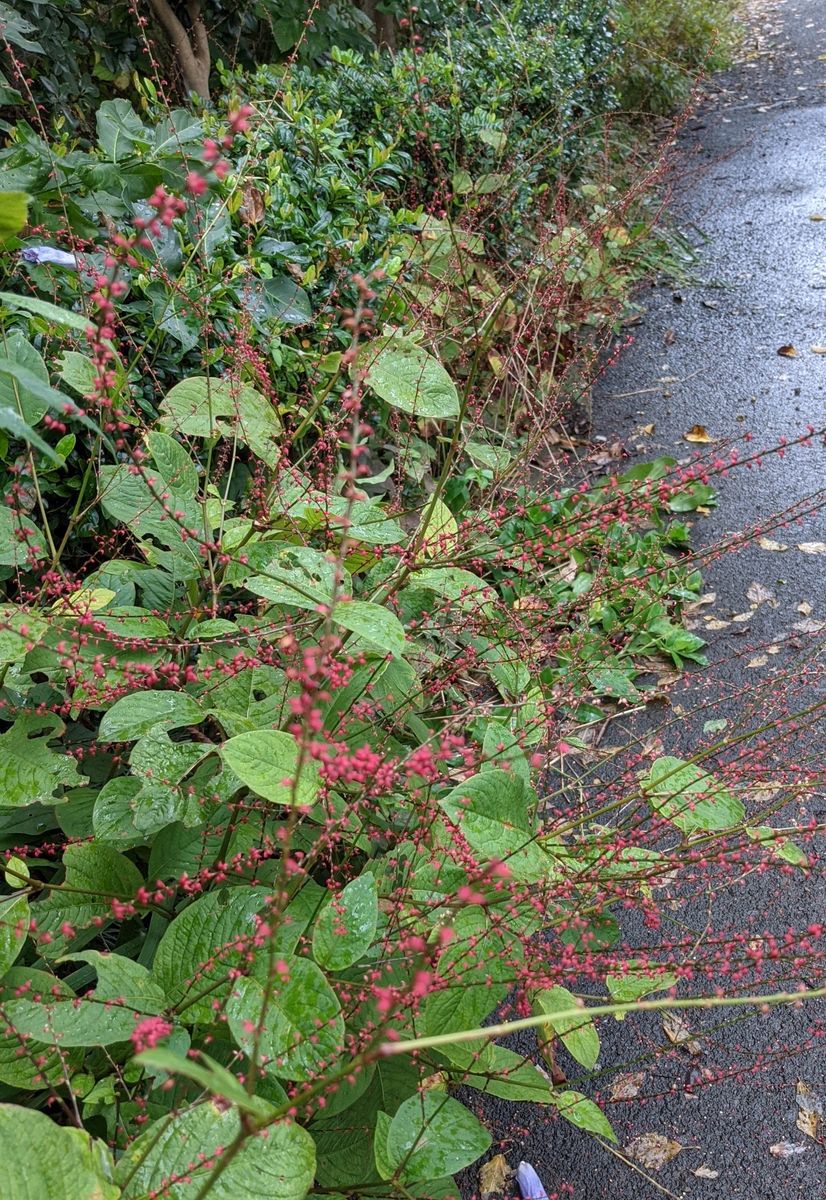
[20,245,78,268]
[516,1161,549,1200]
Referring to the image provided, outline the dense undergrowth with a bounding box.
[0,2,822,1199]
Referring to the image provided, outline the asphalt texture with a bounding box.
[460,3,826,1197]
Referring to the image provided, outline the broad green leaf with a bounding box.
[116,1102,315,1200]
[424,907,517,1043]
[0,891,28,978]
[605,964,677,1008]
[146,430,199,494]
[333,599,406,658]
[98,462,204,554]
[0,331,49,422]
[312,873,378,970]
[241,274,313,326]
[2,993,154,1046]
[0,358,101,437]
[96,98,147,161]
[63,950,166,1013]
[0,969,81,1089]
[438,770,551,882]
[32,842,143,958]
[536,986,600,1070]
[242,544,343,607]
[227,957,344,1081]
[421,497,458,556]
[135,1048,277,1116]
[0,191,28,244]
[747,825,808,868]
[99,690,205,741]
[159,376,282,467]
[221,730,319,807]
[550,1089,616,1142]
[0,291,89,333]
[0,714,85,808]
[385,1093,491,1182]
[358,336,459,419]
[0,504,47,567]
[641,756,745,833]
[0,606,48,665]
[0,1104,119,1199]
[460,1045,552,1102]
[151,885,271,1022]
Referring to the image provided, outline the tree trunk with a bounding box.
[148,0,211,101]
[358,1,397,51]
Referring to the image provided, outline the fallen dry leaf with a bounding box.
[639,423,656,436]
[793,618,826,633]
[663,1012,702,1055]
[769,1141,807,1158]
[747,581,777,608]
[747,654,768,668]
[693,1165,720,1179]
[777,344,798,358]
[795,1081,823,1141]
[683,424,714,443]
[480,1154,511,1198]
[810,345,826,354]
[239,183,265,225]
[731,611,753,623]
[808,212,825,220]
[797,601,813,616]
[757,537,788,551]
[704,618,730,630]
[624,1133,683,1171]
[610,1071,646,1101]
[798,542,826,555]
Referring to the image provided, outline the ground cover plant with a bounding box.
[0,1,823,1198]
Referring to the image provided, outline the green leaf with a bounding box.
[550,1090,616,1142]
[32,841,143,958]
[116,1103,315,1200]
[99,690,206,741]
[0,191,28,245]
[0,1104,119,1199]
[605,964,677,1007]
[63,950,166,1012]
[0,291,89,333]
[146,430,199,494]
[641,756,745,833]
[312,873,378,970]
[242,544,343,607]
[96,99,147,161]
[374,1109,394,1178]
[151,885,271,1023]
[227,957,344,1081]
[2,992,154,1046]
[0,892,28,978]
[0,714,86,808]
[358,337,460,419]
[333,599,406,658]
[0,503,47,567]
[0,606,48,665]
[535,986,600,1070]
[385,1093,491,1182]
[241,274,313,326]
[460,1045,552,1102]
[159,376,282,467]
[0,969,81,1089]
[220,730,319,807]
[438,770,551,882]
[135,1048,277,1117]
[0,358,101,438]
[424,907,516,1043]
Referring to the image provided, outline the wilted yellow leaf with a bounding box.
[683,424,714,443]
[798,542,826,555]
[810,345,826,354]
[625,1133,684,1170]
[747,654,768,668]
[757,537,788,551]
[479,1155,510,1199]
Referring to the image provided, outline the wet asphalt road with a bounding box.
[461,3,826,1197]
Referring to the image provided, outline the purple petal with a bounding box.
[20,246,78,268]
[516,1162,549,1200]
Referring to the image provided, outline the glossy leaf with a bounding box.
[312,872,378,970]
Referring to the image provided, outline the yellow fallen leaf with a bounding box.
[809,210,826,218]
[777,344,798,358]
[757,537,788,551]
[625,1133,684,1170]
[810,345,826,354]
[747,654,768,668]
[693,1166,720,1179]
[795,1082,821,1140]
[747,581,777,607]
[704,619,730,630]
[797,601,813,616]
[798,542,826,554]
[683,424,714,443]
[732,611,753,622]
[479,1155,511,1198]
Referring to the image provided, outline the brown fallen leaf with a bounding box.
[747,654,768,668]
[239,183,265,225]
[663,1012,702,1055]
[798,542,826,555]
[777,344,798,358]
[639,423,656,436]
[731,611,753,623]
[810,345,826,354]
[624,1133,683,1171]
[795,1081,823,1141]
[747,581,777,608]
[480,1154,511,1199]
[704,618,730,630]
[808,212,826,220]
[793,618,826,633]
[797,601,813,616]
[693,1165,720,1179]
[769,1141,807,1158]
[683,424,714,443]
[610,1071,646,1101]
[757,537,788,551]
